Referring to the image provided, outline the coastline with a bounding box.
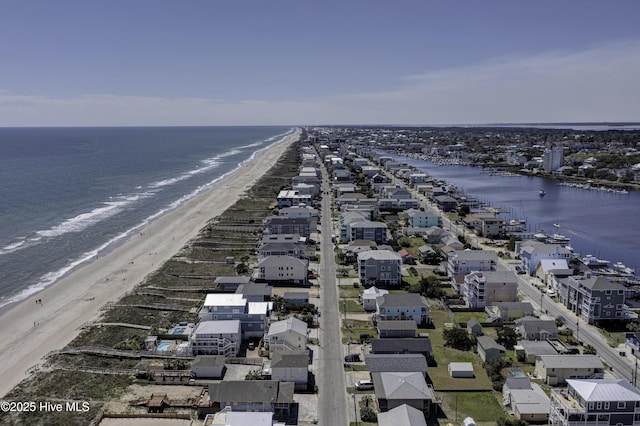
[0,128,300,398]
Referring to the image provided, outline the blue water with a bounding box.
[385,153,640,272]
[0,126,293,308]
[156,342,172,352]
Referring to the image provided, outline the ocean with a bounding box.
[0,126,293,309]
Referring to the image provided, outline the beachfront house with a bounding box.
[190,355,227,379]
[276,190,311,208]
[264,216,314,238]
[190,320,241,357]
[253,255,308,286]
[557,275,627,324]
[358,250,402,286]
[549,379,640,426]
[199,293,270,339]
[461,270,518,308]
[206,381,295,421]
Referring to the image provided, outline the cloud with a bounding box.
[1,40,640,126]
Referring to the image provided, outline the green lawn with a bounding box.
[344,299,365,313]
[452,311,489,324]
[342,319,377,343]
[439,391,506,424]
[338,284,361,299]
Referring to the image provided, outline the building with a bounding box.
[213,275,252,292]
[462,270,518,308]
[534,355,604,385]
[518,241,572,276]
[542,146,564,173]
[190,320,241,357]
[365,353,428,377]
[207,381,295,421]
[350,221,389,244]
[513,316,558,341]
[264,216,314,238]
[266,317,308,352]
[477,336,506,363]
[557,275,627,324]
[515,340,559,364]
[372,371,436,414]
[447,250,498,292]
[549,379,640,425]
[375,293,431,325]
[370,338,432,360]
[270,350,309,387]
[377,320,417,338]
[448,362,474,378]
[377,404,427,426]
[253,256,308,286]
[403,209,442,229]
[199,293,270,339]
[503,377,550,423]
[190,355,227,379]
[358,250,402,286]
[467,318,483,336]
[276,190,311,208]
[486,302,535,321]
[361,286,389,311]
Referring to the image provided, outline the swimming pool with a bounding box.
[172,327,186,334]
[157,342,172,352]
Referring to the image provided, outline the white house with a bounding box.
[190,355,227,379]
[375,293,431,325]
[270,350,309,387]
[462,271,519,308]
[190,320,242,357]
[199,293,270,339]
[361,286,389,311]
[254,256,308,285]
[266,317,308,352]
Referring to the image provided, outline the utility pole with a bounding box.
[352,393,358,426]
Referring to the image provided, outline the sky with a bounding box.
[1,1,639,126]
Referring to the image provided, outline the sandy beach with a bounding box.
[0,129,300,398]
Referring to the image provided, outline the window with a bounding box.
[604,402,609,410]
[597,402,602,410]
[618,401,626,409]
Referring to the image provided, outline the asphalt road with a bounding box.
[315,162,349,425]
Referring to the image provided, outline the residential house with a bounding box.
[433,195,457,212]
[276,190,311,208]
[350,221,389,244]
[372,371,436,414]
[264,216,314,238]
[550,379,640,425]
[515,340,559,364]
[365,353,428,377]
[417,245,439,264]
[190,320,241,357]
[361,286,389,311]
[503,377,550,423]
[477,336,506,363]
[278,206,318,219]
[558,275,627,324]
[206,381,295,420]
[282,291,309,306]
[236,283,272,302]
[377,404,427,426]
[513,316,558,341]
[270,350,309,388]
[358,250,402,286]
[190,355,226,379]
[462,213,505,238]
[377,320,417,338]
[339,211,368,242]
[376,293,431,325]
[266,317,308,352]
[462,270,518,308]
[535,259,572,287]
[518,241,572,276]
[403,208,442,229]
[370,338,432,360]
[199,293,270,339]
[447,250,498,293]
[534,355,604,385]
[253,256,308,286]
[213,275,251,292]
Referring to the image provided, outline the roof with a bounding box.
[208,381,294,404]
[213,275,251,285]
[191,355,226,368]
[365,353,428,373]
[203,293,246,308]
[467,318,481,328]
[449,249,498,261]
[236,283,272,296]
[371,338,432,354]
[504,376,532,390]
[267,317,308,337]
[537,355,603,369]
[579,276,623,291]
[377,320,417,331]
[362,286,389,298]
[351,221,388,229]
[516,340,558,355]
[372,371,434,401]
[377,293,428,308]
[377,404,427,426]
[283,291,309,300]
[477,335,506,351]
[271,350,310,369]
[448,362,473,372]
[538,258,570,271]
[466,270,518,283]
[567,379,640,402]
[358,250,401,261]
[256,255,307,268]
[510,384,551,414]
[514,317,557,336]
[195,320,241,335]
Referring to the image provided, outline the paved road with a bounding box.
[316,161,349,425]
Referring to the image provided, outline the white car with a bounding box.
[546,289,556,297]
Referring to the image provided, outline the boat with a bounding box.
[613,262,636,276]
[539,190,546,196]
[581,254,610,267]
[553,223,560,228]
[548,234,571,244]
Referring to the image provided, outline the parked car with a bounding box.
[344,354,361,363]
[355,380,374,391]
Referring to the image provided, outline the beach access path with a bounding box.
[0,129,300,398]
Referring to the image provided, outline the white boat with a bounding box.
[613,262,636,276]
[553,223,560,228]
[582,254,610,267]
[539,190,546,196]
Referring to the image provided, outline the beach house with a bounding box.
[253,255,308,286]
[557,275,627,324]
[461,270,518,308]
[190,320,241,357]
[199,293,270,339]
[266,317,308,352]
[357,250,402,286]
[534,355,604,385]
[375,293,431,326]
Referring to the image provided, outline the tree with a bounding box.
[360,406,377,423]
[458,205,471,217]
[496,326,519,350]
[414,275,445,299]
[583,344,597,355]
[443,327,472,351]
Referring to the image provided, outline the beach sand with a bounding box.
[0,129,300,398]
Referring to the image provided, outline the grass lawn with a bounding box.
[343,299,365,312]
[439,391,507,424]
[426,309,493,391]
[339,284,361,299]
[599,329,626,347]
[452,310,489,324]
[342,319,377,343]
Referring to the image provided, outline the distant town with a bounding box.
[4,126,640,426]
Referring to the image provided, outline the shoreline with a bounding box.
[0,128,300,398]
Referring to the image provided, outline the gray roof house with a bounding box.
[466,318,483,336]
[377,404,427,426]
[206,381,294,421]
[370,338,432,360]
[534,355,604,385]
[477,336,506,363]
[190,355,226,379]
[503,376,550,423]
[376,293,431,326]
[515,340,558,364]
[372,371,436,415]
[377,320,417,338]
[270,350,309,388]
[358,250,402,286]
[365,354,428,376]
[513,316,558,341]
